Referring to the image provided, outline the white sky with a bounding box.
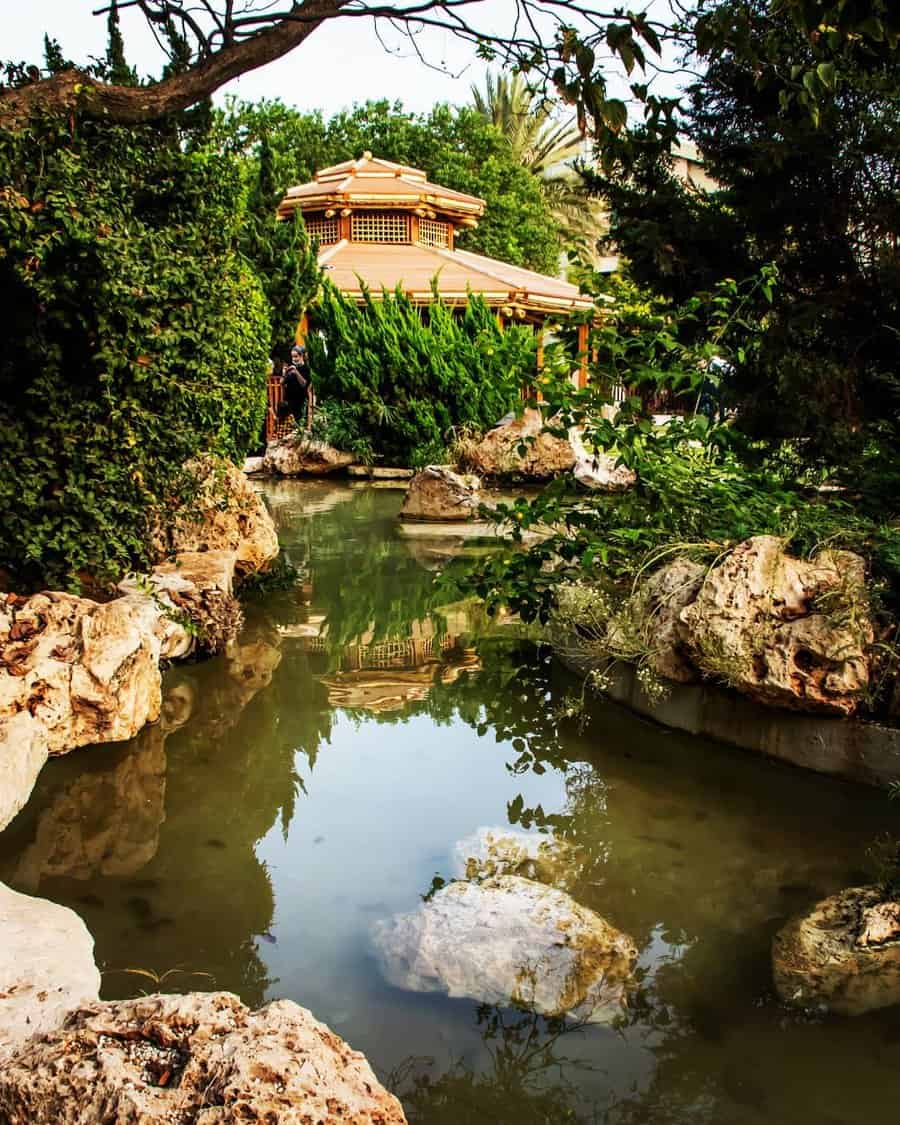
[2,0,680,117]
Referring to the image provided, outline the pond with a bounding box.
[2,481,899,1123]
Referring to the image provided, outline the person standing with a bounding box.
[281,344,315,432]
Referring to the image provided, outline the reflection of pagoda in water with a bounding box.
[296,612,482,714]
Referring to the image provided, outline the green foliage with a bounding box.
[306,283,536,465]
[0,117,270,588]
[212,98,562,275]
[239,132,321,349]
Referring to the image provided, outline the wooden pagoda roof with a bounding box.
[278,153,485,221]
[318,240,593,316]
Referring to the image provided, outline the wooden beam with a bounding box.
[577,322,589,389]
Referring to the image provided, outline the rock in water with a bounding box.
[622,557,707,684]
[263,434,355,477]
[0,992,408,1124]
[570,429,636,492]
[772,885,900,1016]
[678,536,872,715]
[400,466,482,522]
[0,882,101,1062]
[372,875,637,1023]
[459,409,575,480]
[164,456,279,576]
[452,827,582,890]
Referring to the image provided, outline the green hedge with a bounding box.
[307,284,537,465]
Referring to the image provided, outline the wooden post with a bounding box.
[577,322,589,389]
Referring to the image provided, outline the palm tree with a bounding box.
[470,72,606,256]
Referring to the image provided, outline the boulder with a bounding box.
[459,409,576,480]
[118,550,243,658]
[626,558,707,684]
[570,430,636,492]
[0,992,407,1124]
[164,457,279,577]
[772,886,900,1016]
[241,455,265,475]
[452,827,582,890]
[0,882,101,1062]
[371,875,637,1024]
[263,434,355,477]
[0,591,162,758]
[678,536,872,715]
[400,466,482,522]
[0,713,49,833]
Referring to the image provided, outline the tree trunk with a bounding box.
[0,1,348,128]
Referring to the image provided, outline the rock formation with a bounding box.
[679,537,872,715]
[459,409,575,480]
[0,713,50,838]
[263,434,355,477]
[371,875,637,1023]
[164,457,279,576]
[0,992,407,1124]
[570,429,637,492]
[0,883,101,1062]
[400,466,482,522]
[772,885,900,1015]
[624,557,707,684]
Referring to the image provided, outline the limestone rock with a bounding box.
[241,455,265,475]
[0,713,49,833]
[372,875,636,1023]
[629,558,707,684]
[772,886,900,1016]
[118,550,243,659]
[0,592,162,758]
[460,409,575,480]
[263,434,355,477]
[0,992,407,1124]
[0,882,101,1062]
[452,827,582,890]
[570,430,636,492]
[400,466,482,522]
[678,536,872,715]
[165,457,279,577]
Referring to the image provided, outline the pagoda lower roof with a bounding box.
[317,241,592,316]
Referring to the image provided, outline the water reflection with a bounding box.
[1,483,898,1124]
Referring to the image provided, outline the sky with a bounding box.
[3,0,498,115]
[3,1,681,119]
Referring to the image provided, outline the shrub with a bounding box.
[305,284,537,465]
[0,118,271,588]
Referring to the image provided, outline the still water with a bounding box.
[2,481,899,1123]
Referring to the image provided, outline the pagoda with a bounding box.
[277,152,592,323]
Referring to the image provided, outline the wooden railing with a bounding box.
[266,375,295,443]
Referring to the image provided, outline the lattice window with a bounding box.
[304,215,339,244]
[351,211,411,243]
[417,218,450,248]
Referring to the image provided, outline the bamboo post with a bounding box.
[577,322,589,389]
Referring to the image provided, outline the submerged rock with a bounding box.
[372,875,636,1023]
[772,885,900,1015]
[0,882,101,1062]
[400,466,482,522]
[0,992,407,1124]
[459,409,575,480]
[679,536,872,715]
[263,434,355,477]
[164,456,279,577]
[452,827,581,890]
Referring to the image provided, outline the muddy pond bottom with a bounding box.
[2,481,899,1123]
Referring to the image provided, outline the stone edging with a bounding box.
[558,651,900,788]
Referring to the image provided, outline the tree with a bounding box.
[470,71,604,253]
[587,0,900,464]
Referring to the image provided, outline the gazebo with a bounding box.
[269,152,594,438]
